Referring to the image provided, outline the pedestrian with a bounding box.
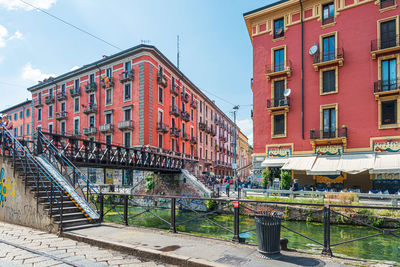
[3,115,12,130]
[290,179,299,191]
[225,180,230,197]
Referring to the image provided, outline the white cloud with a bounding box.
[8,30,23,40]
[0,0,57,10]
[21,62,55,82]
[0,24,8,47]
[69,66,80,71]
[237,119,253,146]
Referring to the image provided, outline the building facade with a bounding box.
[27,45,236,177]
[237,130,253,181]
[0,100,33,141]
[245,0,400,192]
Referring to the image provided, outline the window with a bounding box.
[273,114,285,135]
[48,105,53,118]
[61,84,66,94]
[171,117,176,129]
[181,102,185,112]
[61,121,66,135]
[273,80,285,106]
[49,88,53,97]
[14,113,17,120]
[26,124,30,135]
[19,111,23,119]
[105,135,112,145]
[26,108,30,117]
[48,124,53,134]
[191,127,194,138]
[37,108,42,121]
[382,100,397,125]
[125,61,131,75]
[61,102,66,112]
[89,115,95,127]
[200,148,203,159]
[206,105,208,117]
[89,74,95,83]
[171,138,176,152]
[172,77,175,90]
[105,113,112,124]
[323,35,335,61]
[158,134,163,148]
[190,145,194,156]
[200,132,203,143]
[182,142,185,154]
[322,2,334,25]
[106,68,112,78]
[322,69,336,93]
[74,97,80,113]
[191,109,194,121]
[381,58,397,91]
[124,83,131,100]
[89,93,95,105]
[274,48,285,72]
[105,88,112,105]
[323,108,336,138]
[158,110,163,123]
[200,101,203,113]
[124,109,131,121]
[158,87,163,104]
[274,18,284,38]
[20,126,23,136]
[74,119,80,135]
[182,123,185,135]
[380,20,396,49]
[14,128,17,137]
[74,79,80,89]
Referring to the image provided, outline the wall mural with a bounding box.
[0,168,17,207]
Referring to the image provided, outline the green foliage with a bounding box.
[306,214,314,223]
[368,216,384,227]
[284,206,290,220]
[261,169,271,188]
[145,172,155,192]
[280,171,292,190]
[205,200,217,211]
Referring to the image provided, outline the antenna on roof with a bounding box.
[177,35,180,70]
[141,40,151,44]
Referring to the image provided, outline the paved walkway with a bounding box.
[0,221,172,266]
[63,223,382,267]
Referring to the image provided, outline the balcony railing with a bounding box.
[119,70,134,83]
[181,91,189,103]
[170,127,181,138]
[267,97,290,109]
[70,87,81,97]
[55,111,67,120]
[310,127,347,140]
[156,122,169,133]
[380,0,395,9]
[45,95,54,105]
[170,84,179,96]
[322,16,334,25]
[101,77,115,89]
[190,136,197,144]
[199,122,206,131]
[181,111,190,122]
[34,98,43,107]
[313,48,344,64]
[83,127,97,136]
[157,72,168,87]
[99,123,114,133]
[190,99,197,109]
[56,92,67,101]
[117,120,134,130]
[83,104,97,114]
[182,132,190,141]
[169,105,180,117]
[85,82,97,93]
[374,79,400,93]
[371,35,400,52]
[265,60,292,80]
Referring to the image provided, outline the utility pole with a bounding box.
[233,105,239,194]
[177,35,180,70]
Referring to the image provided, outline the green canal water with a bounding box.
[103,205,400,264]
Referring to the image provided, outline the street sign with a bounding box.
[232,201,239,208]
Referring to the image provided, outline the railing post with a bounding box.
[123,195,128,226]
[60,191,64,233]
[170,197,176,233]
[322,205,332,256]
[232,200,240,242]
[86,168,89,202]
[217,187,220,198]
[13,138,15,177]
[50,183,53,218]
[99,193,104,222]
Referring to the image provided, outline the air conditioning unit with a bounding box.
[279,99,288,106]
[286,66,291,70]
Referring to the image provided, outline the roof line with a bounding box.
[0,100,32,114]
[243,0,290,17]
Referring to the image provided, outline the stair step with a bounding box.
[63,223,101,232]
[44,206,80,213]
[40,201,76,207]
[55,218,91,226]
[53,212,86,221]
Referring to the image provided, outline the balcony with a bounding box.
[157,71,168,87]
[83,104,97,115]
[267,97,290,112]
[170,84,179,96]
[101,77,115,89]
[373,79,400,98]
[169,105,180,117]
[310,127,348,147]
[182,132,190,141]
[371,35,400,59]
[170,127,181,138]
[55,111,68,120]
[181,111,190,122]
[265,60,292,80]
[117,120,134,131]
[72,131,81,138]
[313,48,344,71]
[219,135,227,143]
[322,16,334,26]
[45,95,55,105]
[190,136,197,144]
[190,99,197,109]
[380,0,395,9]
[181,91,189,103]
[156,122,169,133]
[210,129,216,137]
[70,87,81,97]
[83,127,97,136]
[214,117,219,125]
[85,82,97,93]
[99,123,114,133]
[56,92,67,101]
[119,70,134,83]
[199,122,206,131]
[34,98,43,108]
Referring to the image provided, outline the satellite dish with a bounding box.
[284,88,291,97]
[309,44,318,55]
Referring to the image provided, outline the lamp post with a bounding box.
[232,105,242,243]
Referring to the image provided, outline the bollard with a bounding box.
[123,195,128,226]
[170,198,176,233]
[322,205,332,256]
[232,201,240,242]
[99,193,104,222]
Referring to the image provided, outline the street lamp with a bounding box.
[233,105,239,193]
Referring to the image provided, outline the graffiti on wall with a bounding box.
[0,168,17,207]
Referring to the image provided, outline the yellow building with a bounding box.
[237,130,253,181]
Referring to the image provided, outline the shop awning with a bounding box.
[281,156,316,171]
[306,156,341,176]
[337,153,375,174]
[261,158,288,167]
[370,153,400,174]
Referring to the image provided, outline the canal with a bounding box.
[103,205,399,264]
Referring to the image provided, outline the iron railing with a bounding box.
[45,95,54,105]
[56,92,67,101]
[34,98,43,107]
[371,35,400,51]
[374,78,400,93]
[99,123,114,133]
[70,87,81,97]
[119,70,134,83]
[380,0,395,8]
[181,111,190,122]
[156,122,169,133]
[55,111,68,120]
[117,120,134,130]
[265,60,292,74]
[313,48,344,64]
[267,97,290,108]
[310,127,347,139]
[170,106,180,117]
[85,82,97,93]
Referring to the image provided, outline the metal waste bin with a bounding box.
[255,211,283,256]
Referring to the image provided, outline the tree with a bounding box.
[261,169,271,189]
[280,171,292,190]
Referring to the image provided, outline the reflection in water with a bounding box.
[104,206,400,263]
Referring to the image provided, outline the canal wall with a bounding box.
[0,157,56,233]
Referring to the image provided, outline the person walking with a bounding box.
[225,180,230,197]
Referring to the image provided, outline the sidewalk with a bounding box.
[62,223,376,267]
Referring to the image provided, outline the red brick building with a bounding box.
[0,100,33,141]
[27,45,237,176]
[245,0,400,192]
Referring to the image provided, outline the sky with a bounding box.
[0,0,272,145]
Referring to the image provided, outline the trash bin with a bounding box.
[255,211,283,257]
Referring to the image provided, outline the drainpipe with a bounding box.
[299,0,304,139]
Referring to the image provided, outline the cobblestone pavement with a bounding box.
[0,222,173,267]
